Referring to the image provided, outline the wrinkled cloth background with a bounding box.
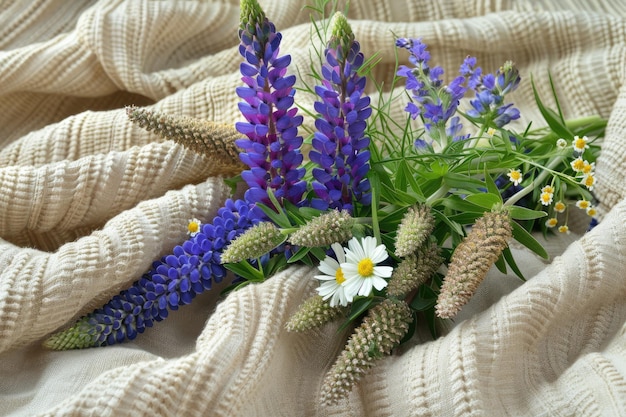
[1,0,626,416]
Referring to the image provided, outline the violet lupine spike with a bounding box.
[235,0,306,208]
[396,38,472,145]
[467,60,521,128]
[44,199,259,350]
[309,12,372,213]
[44,0,293,350]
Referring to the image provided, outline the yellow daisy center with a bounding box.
[584,175,595,187]
[571,158,585,171]
[574,137,587,149]
[357,258,374,277]
[509,170,521,181]
[335,268,345,284]
[554,201,566,212]
[188,221,200,234]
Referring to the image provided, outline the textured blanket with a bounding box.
[1,0,626,416]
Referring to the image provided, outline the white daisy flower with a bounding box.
[187,218,202,237]
[341,236,393,301]
[314,242,349,307]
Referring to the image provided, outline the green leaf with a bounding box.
[465,193,502,210]
[439,195,488,214]
[508,206,547,220]
[484,166,501,195]
[443,173,485,191]
[223,260,265,282]
[502,246,526,281]
[399,159,422,195]
[494,252,507,274]
[431,207,465,236]
[531,75,573,140]
[410,285,438,311]
[309,246,328,263]
[287,246,312,264]
[430,160,449,176]
[511,221,549,259]
[263,254,288,277]
[256,203,292,228]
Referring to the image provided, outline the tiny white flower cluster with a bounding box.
[543,136,598,232]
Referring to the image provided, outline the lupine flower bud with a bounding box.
[43,317,98,350]
[125,106,244,175]
[435,210,512,319]
[285,294,344,332]
[396,38,469,143]
[387,241,443,298]
[309,11,372,212]
[236,0,306,207]
[321,299,412,404]
[288,210,354,247]
[221,221,285,263]
[394,204,435,257]
[467,61,520,128]
[44,199,259,349]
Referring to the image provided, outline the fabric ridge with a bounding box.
[0,0,625,416]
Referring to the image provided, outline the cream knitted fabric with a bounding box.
[1,1,626,416]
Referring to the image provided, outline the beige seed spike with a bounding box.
[126,106,245,176]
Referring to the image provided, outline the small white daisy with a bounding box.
[576,199,591,210]
[341,236,393,301]
[554,201,566,213]
[507,169,523,186]
[545,217,558,228]
[556,138,567,149]
[314,243,349,307]
[572,135,589,153]
[187,218,202,237]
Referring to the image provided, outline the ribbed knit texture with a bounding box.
[1,1,626,416]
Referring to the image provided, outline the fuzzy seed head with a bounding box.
[436,210,512,319]
[220,222,284,263]
[321,299,412,404]
[126,106,244,175]
[286,295,345,332]
[387,241,443,298]
[394,205,435,257]
[288,210,354,247]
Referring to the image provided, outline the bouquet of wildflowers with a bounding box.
[45,0,605,404]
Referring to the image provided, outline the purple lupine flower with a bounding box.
[395,38,470,146]
[467,61,521,128]
[308,12,372,212]
[44,199,259,349]
[45,0,301,350]
[235,0,306,208]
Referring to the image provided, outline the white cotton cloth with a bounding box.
[1,1,626,416]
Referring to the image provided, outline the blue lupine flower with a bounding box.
[309,12,372,212]
[235,0,306,207]
[467,61,521,128]
[395,38,470,146]
[44,0,301,350]
[44,199,259,349]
